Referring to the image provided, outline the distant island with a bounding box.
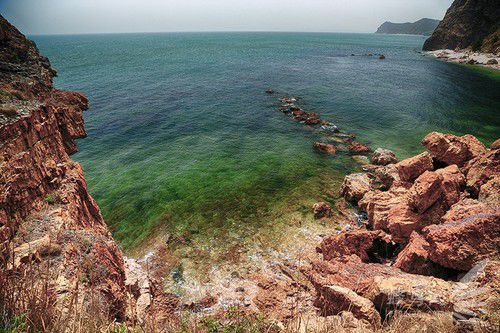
[376,18,440,36]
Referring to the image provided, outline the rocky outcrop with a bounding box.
[306,131,499,328]
[0,14,176,327]
[423,0,500,54]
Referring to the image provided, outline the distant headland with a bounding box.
[375,18,440,36]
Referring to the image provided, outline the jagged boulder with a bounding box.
[340,173,372,203]
[304,256,459,318]
[421,132,486,167]
[313,284,381,327]
[318,229,394,263]
[421,199,500,271]
[463,149,500,196]
[408,171,444,214]
[435,165,465,208]
[395,152,433,182]
[371,148,397,166]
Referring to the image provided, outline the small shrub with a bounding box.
[45,194,56,205]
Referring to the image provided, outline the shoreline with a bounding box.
[426,49,500,70]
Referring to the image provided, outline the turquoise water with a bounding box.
[33,33,500,251]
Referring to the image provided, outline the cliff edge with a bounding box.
[423,0,500,53]
[0,15,178,331]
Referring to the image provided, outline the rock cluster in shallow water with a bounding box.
[306,132,499,329]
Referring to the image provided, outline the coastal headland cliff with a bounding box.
[0,12,499,333]
[0,14,177,331]
[423,0,500,53]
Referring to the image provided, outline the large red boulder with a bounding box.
[479,176,500,207]
[318,229,394,263]
[340,173,373,203]
[371,148,397,166]
[421,132,486,167]
[304,256,457,316]
[408,171,443,214]
[435,165,465,208]
[395,152,434,182]
[463,149,500,196]
[313,284,381,327]
[394,232,431,275]
[422,200,500,271]
[359,184,410,231]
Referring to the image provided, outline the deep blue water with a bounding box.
[32,32,500,250]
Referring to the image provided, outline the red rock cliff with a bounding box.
[0,14,126,320]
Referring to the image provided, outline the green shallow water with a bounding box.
[33,32,500,252]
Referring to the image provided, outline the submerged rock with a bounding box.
[348,141,371,153]
[352,155,370,165]
[313,142,337,154]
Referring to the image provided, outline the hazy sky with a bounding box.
[1,0,453,35]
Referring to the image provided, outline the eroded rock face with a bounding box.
[0,14,153,323]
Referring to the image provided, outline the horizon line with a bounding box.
[27,30,428,37]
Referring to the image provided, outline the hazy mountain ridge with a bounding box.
[375,18,440,36]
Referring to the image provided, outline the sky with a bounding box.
[0,0,453,35]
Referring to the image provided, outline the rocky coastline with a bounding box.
[305,132,500,331]
[1,12,499,333]
[427,49,500,70]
